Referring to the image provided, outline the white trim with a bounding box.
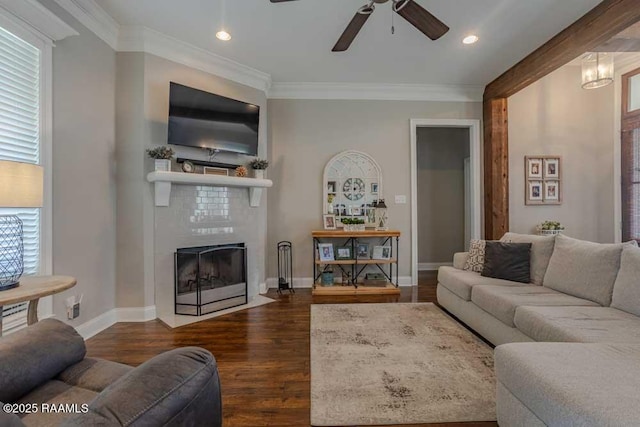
[418,262,452,271]
[265,277,414,288]
[118,26,272,93]
[410,119,482,285]
[0,0,77,42]
[268,82,484,102]
[613,54,640,243]
[52,0,119,49]
[74,306,157,339]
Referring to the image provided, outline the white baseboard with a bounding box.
[75,305,156,339]
[418,262,452,271]
[266,277,414,289]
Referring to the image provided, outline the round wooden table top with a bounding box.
[0,276,77,306]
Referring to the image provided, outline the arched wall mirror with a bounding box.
[323,150,383,226]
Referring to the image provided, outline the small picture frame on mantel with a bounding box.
[525,156,562,205]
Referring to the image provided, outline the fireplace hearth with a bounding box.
[175,243,248,316]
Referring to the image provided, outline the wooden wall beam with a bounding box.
[484,0,640,100]
[483,98,509,239]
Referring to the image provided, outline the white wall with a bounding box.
[267,99,482,281]
[508,64,615,242]
[39,0,117,324]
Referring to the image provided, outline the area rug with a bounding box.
[310,303,496,426]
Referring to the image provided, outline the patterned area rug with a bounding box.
[310,303,496,426]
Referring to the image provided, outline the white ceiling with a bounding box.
[98,0,603,86]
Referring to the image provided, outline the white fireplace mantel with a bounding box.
[147,171,273,207]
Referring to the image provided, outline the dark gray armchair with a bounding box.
[0,319,222,426]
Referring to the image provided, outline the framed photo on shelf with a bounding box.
[372,245,391,260]
[526,157,543,179]
[544,158,560,179]
[323,214,337,230]
[203,166,229,176]
[318,243,335,262]
[336,247,352,260]
[356,243,370,259]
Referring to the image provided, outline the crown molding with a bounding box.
[0,0,78,42]
[268,82,484,102]
[52,0,118,49]
[118,26,272,93]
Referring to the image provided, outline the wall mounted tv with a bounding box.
[168,82,260,156]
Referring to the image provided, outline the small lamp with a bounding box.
[0,161,43,290]
[373,199,388,231]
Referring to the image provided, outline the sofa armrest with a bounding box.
[61,347,221,427]
[453,252,469,270]
[0,405,25,426]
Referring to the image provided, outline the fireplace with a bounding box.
[175,243,248,316]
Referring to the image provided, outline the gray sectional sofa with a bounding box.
[437,233,640,426]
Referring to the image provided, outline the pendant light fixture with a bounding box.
[581,52,614,89]
[216,0,231,41]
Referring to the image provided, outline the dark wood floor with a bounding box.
[86,272,496,427]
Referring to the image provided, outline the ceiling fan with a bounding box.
[270,0,449,52]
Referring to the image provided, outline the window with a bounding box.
[0,24,42,327]
[622,67,640,242]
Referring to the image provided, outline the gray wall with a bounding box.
[39,1,117,324]
[508,64,615,242]
[267,99,482,281]
[416,127,469,264]
[116,52,268,309]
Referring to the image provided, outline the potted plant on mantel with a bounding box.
[537,220,565,236]
[249,158,269,179]
[146,146,175,172]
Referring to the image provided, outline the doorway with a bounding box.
[410,119,482,285]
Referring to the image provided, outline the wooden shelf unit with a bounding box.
[312,230,401,296]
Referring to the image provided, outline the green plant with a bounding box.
[341,218,365,225]
[146,146,175,160]
[539,220,565,231]
[249,158,269,170]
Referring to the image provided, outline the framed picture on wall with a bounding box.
[544,158,560,179]
[544,181,561,203]
[527,181,544,204]
[526,158,543,179]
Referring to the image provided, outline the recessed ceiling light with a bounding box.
[463,35,479,45]
[216,30,231,41]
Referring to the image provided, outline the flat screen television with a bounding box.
[168,82,260,156]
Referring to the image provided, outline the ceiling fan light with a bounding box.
[216,30,231,41]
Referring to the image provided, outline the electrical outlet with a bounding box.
[395,195,407,204]
[66,295,83,320]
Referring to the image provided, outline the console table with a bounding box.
[0,275,76,335]
[312,230,401,296]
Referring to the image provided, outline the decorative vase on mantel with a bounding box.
[253,169,265,180]
[154,159,171,172]
[249,158,269,180]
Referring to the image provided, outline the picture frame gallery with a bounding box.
[525,156,562,206]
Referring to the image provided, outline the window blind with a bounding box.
[0,25,41,325]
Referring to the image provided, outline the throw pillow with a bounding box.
[543,234,635,306]
[464,239,486,273]
[482,242,532,283]
[611,245,640,316]
[500,232,555,286]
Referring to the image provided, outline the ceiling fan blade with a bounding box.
[332,6,374,52]
[393,0,449,41]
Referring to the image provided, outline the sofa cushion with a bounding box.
[611,245,640,317]
[482,242,531,283]
[463,239,486,273]
[495,342,640,426]
[437,266,527,301]
[17,380,97,427]
[543,234,629,306]
[471,285,598,327]
[514,306,640,343]
[57,358,133,393]
[500,232,555,285]
[0,319,86,403]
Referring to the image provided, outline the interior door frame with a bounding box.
[410,119,482,285]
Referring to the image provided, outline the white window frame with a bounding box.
[0,9,55,320]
